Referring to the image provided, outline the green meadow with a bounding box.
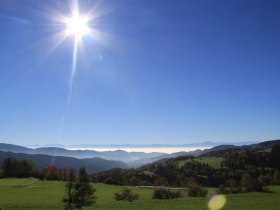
[0,178,279,210]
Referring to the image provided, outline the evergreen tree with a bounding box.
[64,169,76,205]
[273,170,280,184]
[63,168,96,208]
[270,145,280,168]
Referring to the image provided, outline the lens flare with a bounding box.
[208,194,227,210]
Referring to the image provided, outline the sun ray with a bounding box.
[19,31,69,80]
[44,0,123,145]
[67,36,79,109]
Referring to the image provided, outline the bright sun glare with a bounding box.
[65,15,90,38]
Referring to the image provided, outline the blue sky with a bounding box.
[0,0,279,146]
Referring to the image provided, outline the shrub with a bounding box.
[187,184,208,197]
[258,175,273,186]
[152,189,182,199]
[241,174,264,192]
[218,179,242,194]
[114,188,139,202]
[218,185,242,194]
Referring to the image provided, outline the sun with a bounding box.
[65,15,90,38]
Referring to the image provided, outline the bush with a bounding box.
[218,179,242,194]
[114,188,139,202]
[241,174,264,192]
[187,184,208,197]
[152,189,182,199]
[258,175,273,186]
[218,185,242,194]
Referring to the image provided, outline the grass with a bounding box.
[0,178,280,210]
[178,157,223,168]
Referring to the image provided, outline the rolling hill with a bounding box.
[0,143,164,163]
[0,151,128,173]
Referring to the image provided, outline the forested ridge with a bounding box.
[1,140,280,194]
[93,142,280,193]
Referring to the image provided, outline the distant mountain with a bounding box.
[0,143,200,167]
[48,141,258,148]
[127,150,203,167]
[0,143,212,167]
[131,139,280,167]
[0,151,128,173]
[23,141,259,149]
[0,143,164,162]
[0,140,276,168]
[0,144,31,153]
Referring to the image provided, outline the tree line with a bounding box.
[0,158,79,181]
[1,145,280,195]
[92,145,280,193]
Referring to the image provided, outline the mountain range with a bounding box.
[0,151,127,173]
[0,140,278,173]
[24,141,258,149]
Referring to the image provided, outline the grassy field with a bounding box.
[178,157,223,168]
[0,178,280,210]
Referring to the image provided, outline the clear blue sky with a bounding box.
[0,0,279,146]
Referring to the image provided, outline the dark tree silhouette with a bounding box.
[2,158,37,178]
[270,145,280,168]
[64,167,96,208]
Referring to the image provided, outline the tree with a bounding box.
[74,168,96,206]
[187,183,208,197]
[2,158,16,177]
[241,173,263,192]
[1,158,37,178]
[152,189,182,199]
[0,168,3,178]
[114,188,139,202]
[64,169,77,206]
[273,170,280,184]
[218,179,242,194]
[42,165,59,180]
[154,176,169,186]
[270,145,280,168]
[241,174,254,192]
[63,167,96,208]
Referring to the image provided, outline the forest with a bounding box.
[1,144,280,195]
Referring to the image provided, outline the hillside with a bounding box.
[0,151,128,173]
[1,139,279,170]
[198,139,280,157]
[0,143,203,167]
[93,139,280,188]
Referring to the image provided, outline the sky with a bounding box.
[0,0,280,146]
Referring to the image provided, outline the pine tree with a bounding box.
[64,169,76,205]
[63,168,96,208]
